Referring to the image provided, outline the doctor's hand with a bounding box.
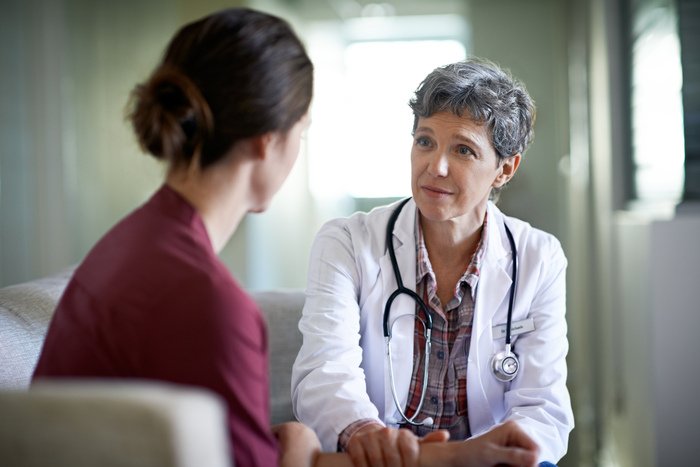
[346,423,450,467]
[449,420,539,467]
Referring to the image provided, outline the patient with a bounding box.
[32,7,538,467]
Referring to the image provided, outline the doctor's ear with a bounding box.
[493,154,521,188]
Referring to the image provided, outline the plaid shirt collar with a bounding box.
[415,210,488,302]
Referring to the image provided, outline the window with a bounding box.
[629,1,685,206]
[306,15,468,201]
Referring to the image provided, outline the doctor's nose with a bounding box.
[426,152,449,178]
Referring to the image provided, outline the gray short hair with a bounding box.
[409,58,535,161]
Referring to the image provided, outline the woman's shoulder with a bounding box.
[186,262,256,311]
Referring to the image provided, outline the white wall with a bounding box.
[611,210,700,466]
[648,212,700,465]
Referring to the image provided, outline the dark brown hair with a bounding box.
[129,8,313,169]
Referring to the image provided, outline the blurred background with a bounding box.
[1,0,698,465]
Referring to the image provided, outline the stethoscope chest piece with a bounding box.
[490,346,520,382]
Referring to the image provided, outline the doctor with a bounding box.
[292,58,574,466]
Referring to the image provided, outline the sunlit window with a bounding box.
[631,5,685,205]
[306,16,468,200]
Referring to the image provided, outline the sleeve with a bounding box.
[291,220,384,452]
[502,236,574,463]
[142,274,278,467]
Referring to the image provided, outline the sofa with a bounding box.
[0,268,306,466]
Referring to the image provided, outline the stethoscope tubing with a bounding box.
[382,198,519,426]
[383,197,431,337]
[503,221,517,347]
[383,197,433,426]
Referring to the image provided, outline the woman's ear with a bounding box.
[250,133,276,161]
[493,154,521,187]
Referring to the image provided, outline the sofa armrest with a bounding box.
[0,268,74,389]
[0,380,232,467]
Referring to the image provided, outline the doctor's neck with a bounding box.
[419,209,486,268]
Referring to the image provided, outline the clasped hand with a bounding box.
[346,420,539,467]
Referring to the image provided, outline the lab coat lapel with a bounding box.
[469,203,513,431]
[379,199,417,423]
[474,204,512,340]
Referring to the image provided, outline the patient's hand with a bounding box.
[273,421,322,467]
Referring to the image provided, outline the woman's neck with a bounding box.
[165,155,253,254]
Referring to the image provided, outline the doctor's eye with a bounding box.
[414,136,433,148]
[456,145,475,157]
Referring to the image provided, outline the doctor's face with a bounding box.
[410,111,517,225]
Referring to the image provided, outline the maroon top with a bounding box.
[33,185,278,467]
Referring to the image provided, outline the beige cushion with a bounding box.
[0,380,232,467]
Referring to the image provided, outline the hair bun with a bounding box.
[129,66,213,164]
[128,8,312,169]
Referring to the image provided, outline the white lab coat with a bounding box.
[291,199,574,462]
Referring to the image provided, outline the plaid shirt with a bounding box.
[338,211,487,449]
[401,212,487,438]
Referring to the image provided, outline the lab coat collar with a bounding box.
[483,202,510,265]
[387,197,417,261]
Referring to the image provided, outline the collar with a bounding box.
[414,210,489,302]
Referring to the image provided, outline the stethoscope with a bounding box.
[383,198,520,427]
